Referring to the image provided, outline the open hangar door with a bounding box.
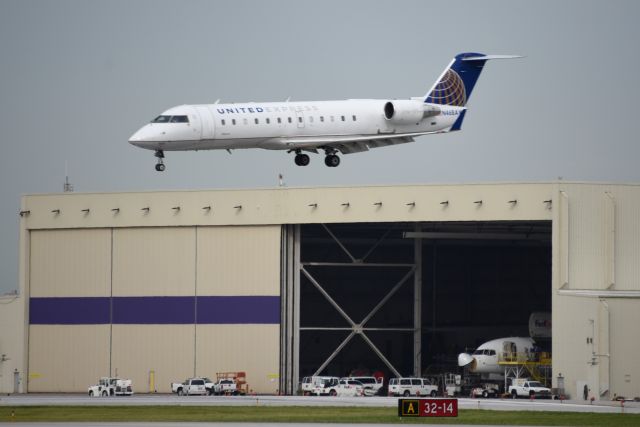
[288,220,551,392]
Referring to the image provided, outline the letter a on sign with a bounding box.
[399,399,420,417]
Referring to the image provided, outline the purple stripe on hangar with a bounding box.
[112,296,195,324]
[30,297,110,324]
[197,296,280,324]
[29,296,280,325]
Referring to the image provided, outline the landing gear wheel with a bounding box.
[154,150,165,172]
[482,390,489,398]
[403,390,410,397]
[511,390,518,399]
[324,154,340,167]
[329,389,337,396]
[294,153,310,166]
[430,390,437,397]
[102,390,108,397]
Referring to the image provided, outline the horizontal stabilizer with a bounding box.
[462,54,523,61]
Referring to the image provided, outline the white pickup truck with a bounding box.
[213,378,238,395]
[508,379,552,399]
[88,377,133,397]
[171,377,210,396]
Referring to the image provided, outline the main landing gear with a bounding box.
[291,149,341,167]
[294,152,310,166]
[154,150,165,172]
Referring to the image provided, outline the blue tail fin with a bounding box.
[425,52,488,107]
[425,53,521,130]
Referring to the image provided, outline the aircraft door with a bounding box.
[194,105,215,140]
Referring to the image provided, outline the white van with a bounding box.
[388,377,438,397]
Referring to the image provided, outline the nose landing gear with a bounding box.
[154,150,165,172]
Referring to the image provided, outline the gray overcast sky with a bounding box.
[1,0,639,293]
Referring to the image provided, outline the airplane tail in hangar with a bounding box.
[425,52,522,130]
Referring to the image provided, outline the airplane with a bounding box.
[458,337,536,379]
[128,52,521,171]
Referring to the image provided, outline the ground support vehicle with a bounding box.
[312,378,364,397]
[443,373,462,397]
[348,376,384,396]
[508,379,552,399]
[388,377,439,397]
[215,372,248,395]
[310,377,340,396]
[213,379,238,395]
[88,377,133,397]
[471,383,500,398]
[171,378,208,396]
[301,376,334,396]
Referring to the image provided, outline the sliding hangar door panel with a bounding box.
[196,226,281,394]
[28,229,112,392]
[111,227,197,392]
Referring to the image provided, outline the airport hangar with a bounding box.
[1,182,639,399]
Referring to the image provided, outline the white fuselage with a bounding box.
[458,337,536,376]
[128,99,460,152]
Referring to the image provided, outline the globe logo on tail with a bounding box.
[427,69,467,106]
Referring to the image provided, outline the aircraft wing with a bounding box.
[272,131,444,155]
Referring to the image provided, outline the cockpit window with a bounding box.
[151,115,189,123]
[152,115,171,123]
[169,115,189,123]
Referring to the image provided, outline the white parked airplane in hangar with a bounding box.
[458,337,536,379]
[129,52,520,171]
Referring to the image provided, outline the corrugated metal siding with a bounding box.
[196,325,279,394]
[112,227,196,297]
[28,325,110,392]
[111,325,195,393]
[30,229,111,297]
[610,186,640,291]
[563,186,610,290]
[551,295,599,398]
[607,298,640,398]
[197,226,280,296]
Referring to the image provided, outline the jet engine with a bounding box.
[383,100,441,124]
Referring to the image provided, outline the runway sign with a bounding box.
[398,398,458,417]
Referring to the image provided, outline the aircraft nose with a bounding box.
[128,125,156,148]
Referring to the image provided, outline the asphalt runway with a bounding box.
[1,394,639,414]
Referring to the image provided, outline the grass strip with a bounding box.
[1,405,639,426]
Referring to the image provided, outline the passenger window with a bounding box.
[288,117,292,123]
[254,118,259,124]
[232,119,236,125]
[341,115,345,121]
[277,117,282,124]
[266,118,270,124]
[221,119,226,126]
[400,379,410,385]
[298,117,303,123]
[309,116,314,123]
[411,379,421,386]
[320,116,324,122]
[243,118,248,125]
[352,115,356,121]
[330,116,334,122]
